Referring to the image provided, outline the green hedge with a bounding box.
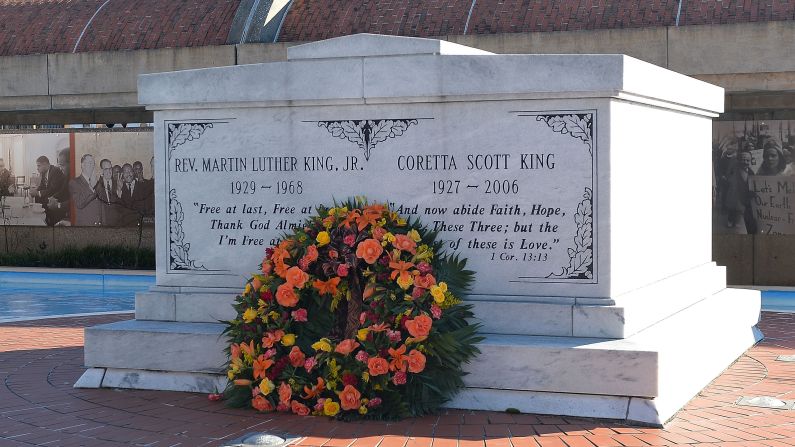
[0,245,155,269]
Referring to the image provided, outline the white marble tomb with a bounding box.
[78,34,762,426]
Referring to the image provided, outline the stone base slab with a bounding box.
[84,320,227,373]
[453,287,762,425]
[80,287,760,425]
[75,367,226,393]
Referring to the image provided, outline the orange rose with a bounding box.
[372,226,387,241]
[393,234,417,254]
[276,283,299,308]
[356,239,383,264]
[414,274,435,289]
[291,400,311,416]
[252,395,273,412]
[278,381,292,404]
[285,266,309,289]
[339,384,362,411]
[405,315,432,339]
[288,346,306,368]
[407,349,427,373]
[305,245,319,262]
[334,339,360,356]
[368,357,389,376]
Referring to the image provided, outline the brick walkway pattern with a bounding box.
[1,312,794,447]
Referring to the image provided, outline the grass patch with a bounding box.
[0,245,155,269]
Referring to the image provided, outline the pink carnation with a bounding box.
[277,402,290,412]
[264,348,277,358]
[314,398,326,412]
[387,330,402,343]
[291,308,308,322]
[367,397,382,408]
[412,287,425,299]
[431,304,442,319]
[343,234,356,246]
[392,371,407,385]
[417,262,433,275]
[304,356,317,373]
[355,350,369,363]
[336,263,349,277]
[298,257,311,271]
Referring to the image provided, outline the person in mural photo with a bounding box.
[96,158,120,226]
[721,151,757,233]
[69,154,102,226]
[0,158,15,197]
[120,162,150,224]
[32,155,69,226]
[756,146,788,176]
[49,147,72,217]
[133,158,155,218]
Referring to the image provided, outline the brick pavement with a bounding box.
[1,312,794,446]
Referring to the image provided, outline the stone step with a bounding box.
[470,262,726,338]
[84,320,228,374]
[84,286,760,426]
[136,263,726,340]
[453,286,762,425]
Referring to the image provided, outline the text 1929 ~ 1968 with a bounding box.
[230,180,304,195]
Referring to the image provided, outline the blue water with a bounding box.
[761,290,795,313]
[0,271,791,322]
[0,271,154,322]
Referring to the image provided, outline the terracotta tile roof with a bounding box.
[1,0,794,56]
[0,0,240,57]
[278,0,795,42]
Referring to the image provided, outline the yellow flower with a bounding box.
[259,378,275,395]
[339,207,348,214]
[430,285,445,303]
[359,406,368,415]
[408,229,421,242]
[242,308,258,323]
[329,358,340,378]
[397,218,407,226]
[438,282,448,293]
[244,283,252,294]
[361,372,370,383]
[268,311,280,321]
[383,232,396,243]
[328,207,337,216]
[281,333,296,346]
[357,328,370,342]
[397,274,413,290]
[324,400,340,416]
[316,231,331,246]
[227,369,235,380]
[312,338,333,352]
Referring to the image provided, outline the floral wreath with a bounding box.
[222,199,481,419]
